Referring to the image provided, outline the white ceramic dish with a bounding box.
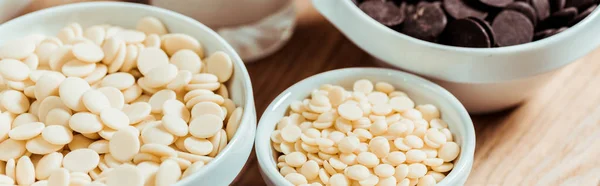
[312,0,600,113]
[255,68,476,185]
[0,2,257,186]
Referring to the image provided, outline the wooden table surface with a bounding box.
[13,0,600,185]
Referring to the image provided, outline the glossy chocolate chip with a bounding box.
[532,0,552,21]
[545,27,569,37]
[492,10,534,46]
[468,17,496,46]
[400,2,448,41]
[568,4,597,25]
[540,7,579,28]
[533,28,557,40]
[506,2,539,25]
[443,0,489,19]
[480,0,515,7]
[353,0,598,47]
[359,1,406,26]
[550,0,567,12]
[439,19,491,47]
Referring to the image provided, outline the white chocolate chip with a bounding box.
[1,90,30,114]
[184,137,213,156]
[0,59,31,81]
[148,89,176,114]
[163,34,203,57]
[16,156,35,185]
[41,125,73,145]
[161,114,189,137]
[189,114,223,138]
[205,51,233,83]
[35,152,63,180]
[59,77,91,112]
[72,43,104,63]
[170,49,202,74]
[0,38,36,60]
[145,64,178,88]
[69,112,103,134]
[62,59,97,77]
[106,164,143,186]
[438,142,460,162]
[137,48,169,76]
[62,148,100,173]
[100,108,130,130]
[47,168,69,186]
[109,128,140,162]
[97,87,125,110]
[136,17,168,35]
[155,159,181,186]
[8,122,44,140]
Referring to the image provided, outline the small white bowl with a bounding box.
[0,2,257,186]
[312,0,600,113]
[255,68,476,185]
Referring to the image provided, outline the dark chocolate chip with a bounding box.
[533,28,557,40]
[353,0,599,47]
[443,0,489,19]
[492,10,535,46]
[400,2,448,41]
[565,0,596,9]
[480,0,515,7]
[550,0,567,12]
[568,4,597,25]
[406,4,417,14]
[427,1,444,7]
[390,0,405,6]
[359,1,406,26]
[544,27,568,37]
[468,17,497,46]
[439,19,492,47]
[506,2,538,25]
[532,0,552,21]
[539,7,578,28]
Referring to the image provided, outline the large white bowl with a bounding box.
[312,0,600,113]
[256,68,476,185]
[0,2,257,186]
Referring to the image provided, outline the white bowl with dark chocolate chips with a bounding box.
[313,0,600,113]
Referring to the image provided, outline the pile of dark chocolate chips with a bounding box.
[354,0,598,47]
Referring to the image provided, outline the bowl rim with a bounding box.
[337,0,600,53]
[255,67,476,185]
[0,1,256,184]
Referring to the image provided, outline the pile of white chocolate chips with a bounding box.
[0,17,244,186]
[271,80,460,186]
